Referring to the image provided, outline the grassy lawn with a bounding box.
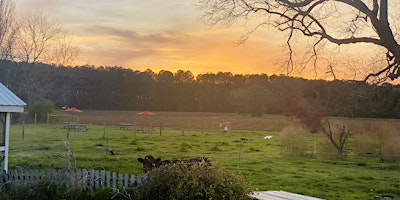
[8,123,400,199]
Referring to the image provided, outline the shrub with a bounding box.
[0,179,129,200]
[29,101,54,123]
[0,179,66,200]
[138,162,252,200]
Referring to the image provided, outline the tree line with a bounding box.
[1,59,400,118]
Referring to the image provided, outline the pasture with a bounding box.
[8,111,400,199]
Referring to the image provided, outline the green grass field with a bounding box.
[8,123,400,199]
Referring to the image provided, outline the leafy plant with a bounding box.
[138,162,252,200]
[28,101,54,123]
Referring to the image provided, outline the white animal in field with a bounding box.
[264,135,273,140]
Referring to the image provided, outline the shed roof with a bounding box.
[0,82,26,113]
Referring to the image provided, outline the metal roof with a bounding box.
[0,82,26,107]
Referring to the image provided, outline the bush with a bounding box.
[0,178,132,200]
[138,162,252,200]
[0,179,67,200]
[28,101,54,123]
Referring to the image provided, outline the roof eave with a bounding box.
[0,105,25,113]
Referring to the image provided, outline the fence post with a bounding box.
[160,122,163,136]
[124,173,129,188]
[101,170,106,188]
[82,169,88,190]
[75,169,82,188]
[107,171,111,188]
[112,172,117,192]
[89,169,95,189]
[118,173,123,187]
[103,122,106,138]
[94,170,99,189]
[238,141,243,162]
[22,121,25,141]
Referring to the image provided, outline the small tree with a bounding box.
[29,101,53,123]
[285,97,350,159]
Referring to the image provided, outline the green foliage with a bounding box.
[0,179,62,199]
[28,101,54,123]
[138,163,252,200]
[0,178,128,200]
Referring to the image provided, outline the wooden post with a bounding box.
[47,112,50,124]
[103,122,106,138]
[238,141,243,162]
[21,121,25,141]
[34,113,37,125]
[159,122,162,136]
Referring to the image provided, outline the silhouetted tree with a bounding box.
[199,0,400,83]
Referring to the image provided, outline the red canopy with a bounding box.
[64,107,82,113]
[137,111,155,115]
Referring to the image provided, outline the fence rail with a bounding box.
[0,168,144,192]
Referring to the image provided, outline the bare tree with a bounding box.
[44,33,80,66]
[7,10,80,106]
[13,12,61,63]
[285,96,350,159]
[0,0,15,59]
[198,0,400,82]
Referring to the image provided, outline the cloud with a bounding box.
[81,25,188,46]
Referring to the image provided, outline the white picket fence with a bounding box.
[0,169,145,192]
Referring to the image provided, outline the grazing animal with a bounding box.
[137,155,158,173]
[137,155,211,173]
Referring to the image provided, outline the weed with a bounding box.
[249,147,260,152]
[217,141,230,146]
[129,140,138,145]
[357,162,367,166]
[135,147,145,151]
[210,145,222,151]
[359,176,375,180]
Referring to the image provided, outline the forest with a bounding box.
[1,59,400,119]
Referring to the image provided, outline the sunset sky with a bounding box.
[14,0,287,76]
